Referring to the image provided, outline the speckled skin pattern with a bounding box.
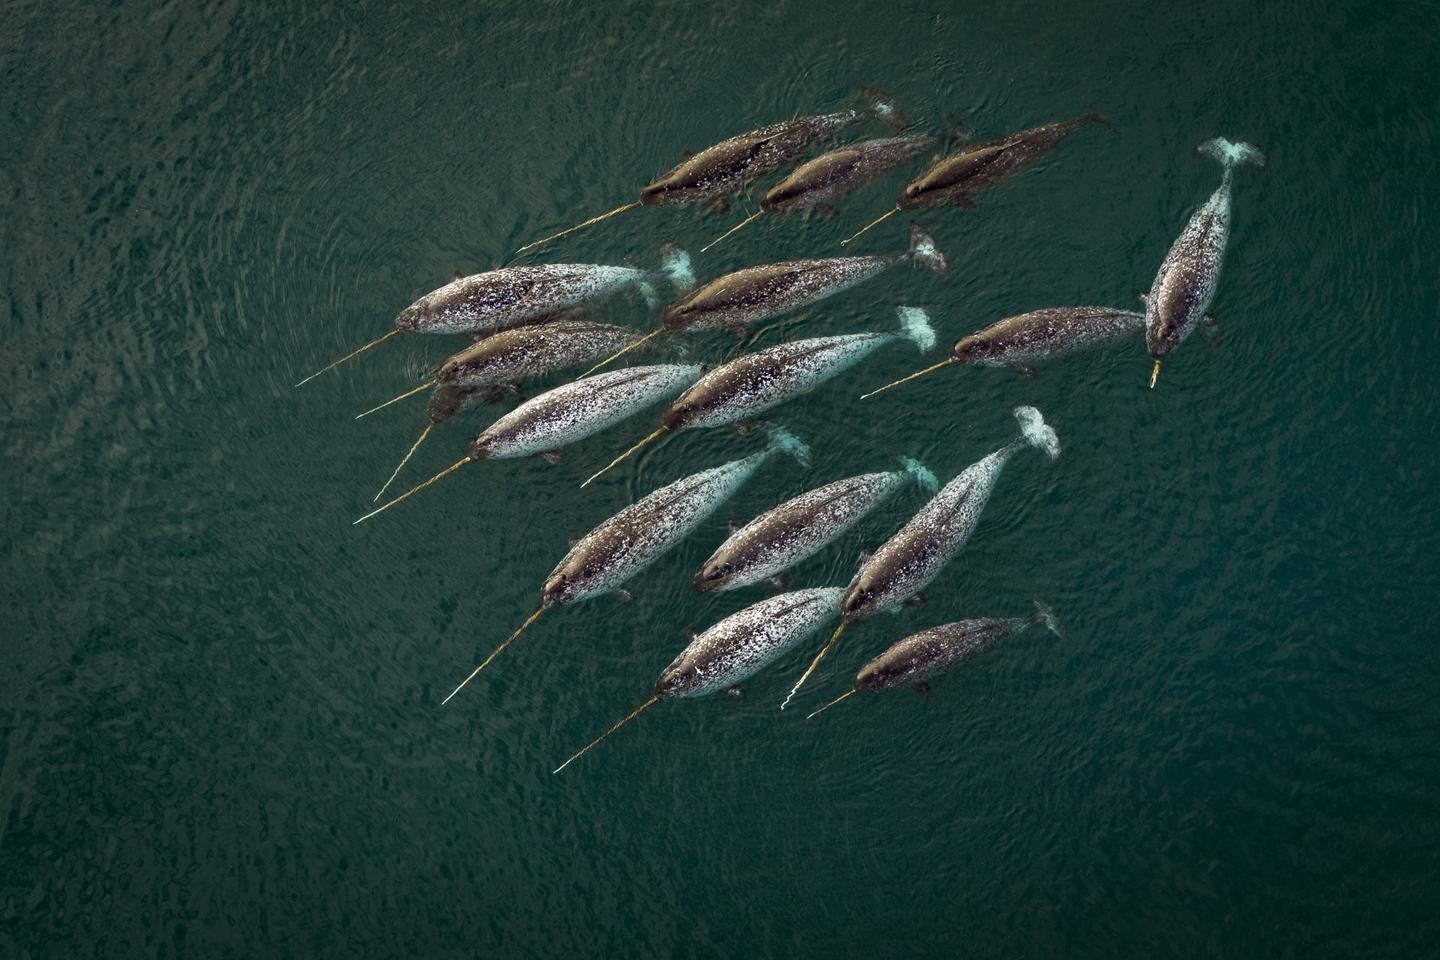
[842,442,1024,620]
[854,614,1036,690]
[542,444,787,605]
[470,364,700,461]
[639,111,862,207]
[656,588,845,698]
[696,470,907,592]
[900,113,1102,209]
[435,319,646,387]
[394,264,650,336]
[664,333,901,430]
[953,306,1146,366]
[763,134,939,211]
[1144,179,1232,361]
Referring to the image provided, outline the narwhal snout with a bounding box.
[693,561,733,592]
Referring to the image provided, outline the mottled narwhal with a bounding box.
[843,112,1107,244]
[440,428,812,705]
[696,457,938,592]
[581,306,936,487]
[807,601,1064,719]
[355,364,702,524]
[1145,137,1265,388]
[860,305,1147,399]
[586,225,947,374]
[781,405,1061,708]
[515,90,904,254]
[553,587,843,773]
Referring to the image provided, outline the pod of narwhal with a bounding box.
[440,428,812,706]
[583,224,947,375]
[781,405,1061,709]
[806,601,1065,719]
[514,90,904,254]
[581,305,937,487]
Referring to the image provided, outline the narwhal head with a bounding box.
[762,179,806,212]
[951,332,1000,365]
[653,650,701,699]
[693,558,736,593]
[541,564,584,607]
[841,583,876,620]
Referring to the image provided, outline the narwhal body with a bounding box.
[696,457,937,592]
[435,319,653,388]
[763,134,939,212]
[1145,137,1265,387]
[553,587,843,772]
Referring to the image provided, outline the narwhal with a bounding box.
[585,225,947,375]
[440,428,812,705]
[515,90,903,254]
[843,112,1107,244]
[1145,136,1265,388]
[581,306,936,487]
[696,457,938,592]
[294,248,693,385]
[355,364,702,524]
[781,405,1061,708]
[806,601,1064,718]
[553,587,843,773]
[859,304,1147,399]
[701,133,939,252]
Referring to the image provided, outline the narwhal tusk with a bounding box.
[781,620,849,709]
[580,426,668,489]
[514,201,641,255]
[373,424,434,502]
[840,206,899,245]
[356,380,434,420]
[1149,360,1162,389]
[577,327,664,378]
[441,607,546,705]
[553,696,660,774]
[805,688,856,720]
[859,357,956,400]
[353,456,469,525]
[700,210,763,253]
[295,329,399,387]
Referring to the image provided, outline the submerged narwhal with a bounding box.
[860,304,1147,399]
[696,457,938,593]
[553,587,843,773]
[807,601,1064,718]
[515,90,903,254]
[581,306,936,487]
[440,428,812,705]
[586,225,947,374]
[781,405,1061,708]
[355,364,701,524]
[1144,136,1265,388]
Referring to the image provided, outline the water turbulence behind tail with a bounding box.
[295,329,399,387]
[553,696,660,774]
[781,620,848,709]
[441,607,547,706]
[514,201,641,255]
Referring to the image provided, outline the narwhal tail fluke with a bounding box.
[781,620,848,710]
[579,327,665,378]
[353,456,469,525]
[860,88,906,134]
[295,329,399,387]
[356,380,434,420]
[514,201,640,255]
[657,244,695,295]
[1198,137,1266,187]
[1149,359,1162,390]
[899,456,939,493]
[700,210,763,253]
[1032,600,1065,639]
[805,688,857,720]
[1012,405,1060,461]
[841,206,899,245]
[859,357,955,400]
[895,306,936,351]
[906,223,947,276]
[373,423,434,502]
[580,426,669,489]
[553,696,660,774]
[764,425,812,467]
[441,607,546,706]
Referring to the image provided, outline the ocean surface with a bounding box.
[3,0,1438,956]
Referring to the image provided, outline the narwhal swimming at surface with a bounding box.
[440,428,812,706]
[581,306,936,487]
[585,224,947,375]
[515,90,904,254]
[1145,136,1265,388]
[806,601,1064,719]
[553,587,843,773]
[859,304,1147,399]
[355,364,702,524]
[293,248,694,385]
[781,405,1061,709]
[696,456,938,593]
[843,112,1108,244]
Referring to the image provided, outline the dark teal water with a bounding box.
[4,1,1438,956]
